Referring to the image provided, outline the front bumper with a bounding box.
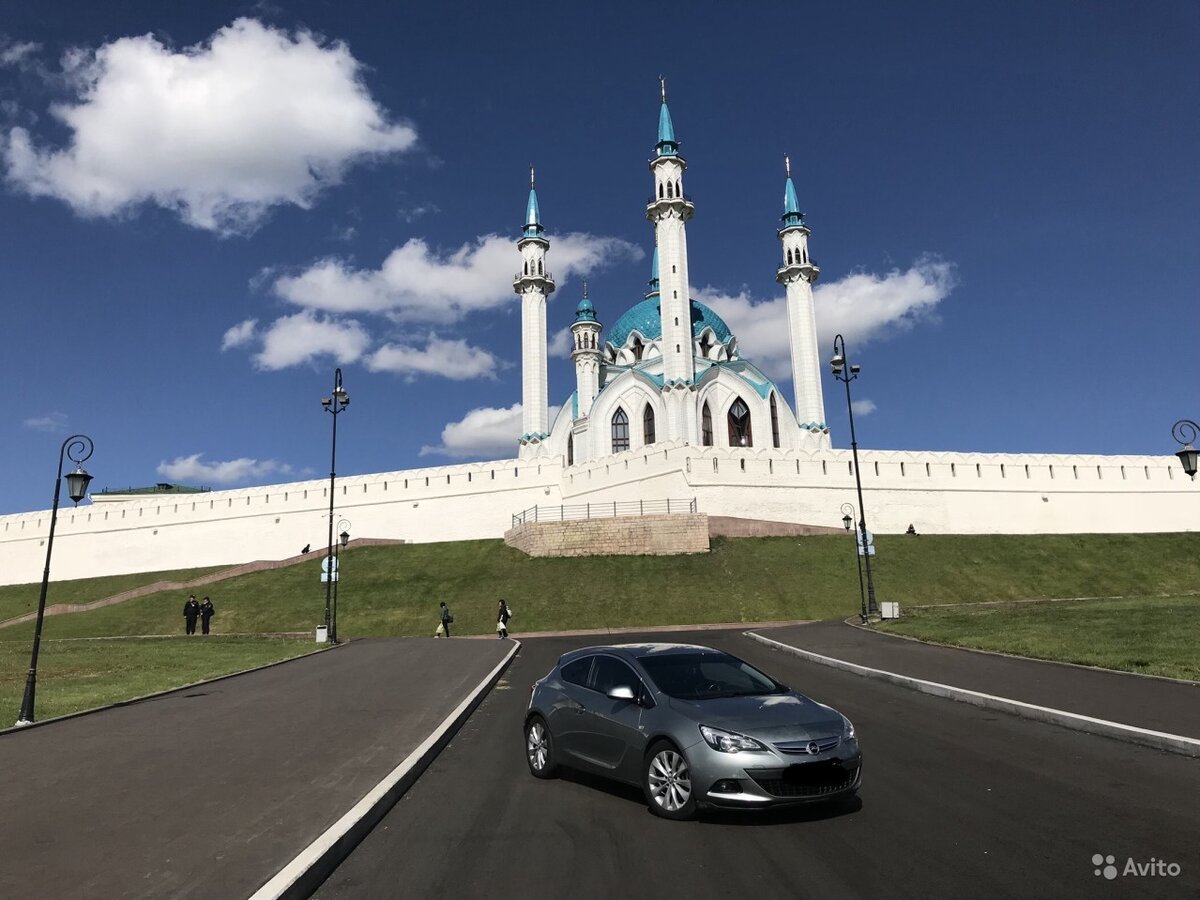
[691,738,863,808]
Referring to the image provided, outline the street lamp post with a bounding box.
[16,434,94,726]
[841,502,867,622]
[321,369,349,642]
[831,334,879,617]
[332,520,350,643]
[1172,419,1198,479]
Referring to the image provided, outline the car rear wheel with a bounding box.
[643,740,697,820]
[525,715,557,779]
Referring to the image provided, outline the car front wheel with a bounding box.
[525,715,557,779]
[643,740,697,820]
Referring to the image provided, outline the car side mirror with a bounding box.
[607,685,635,702]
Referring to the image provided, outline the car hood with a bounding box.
[668,693,843,741]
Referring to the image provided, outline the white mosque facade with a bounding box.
[0,91,1193,585]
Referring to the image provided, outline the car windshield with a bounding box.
[637,652,785,700]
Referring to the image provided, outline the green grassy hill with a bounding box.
[2,532,1198,639]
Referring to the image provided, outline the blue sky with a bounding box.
[1,1,1197,514]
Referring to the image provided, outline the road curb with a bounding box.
[745,631,1200,759]
[248,639,521,900]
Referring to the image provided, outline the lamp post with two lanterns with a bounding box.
[321,369,349,642]
[830,335,878,618]
[16,434,95,726]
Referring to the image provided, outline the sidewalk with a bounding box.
[757,620,1200,740]
[0,637,512,900]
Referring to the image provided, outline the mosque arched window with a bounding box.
[523,260,528,275]
[632,337,644,361]
[611,408,630,453]
[567,434,574,467]
[643,404,656,445]
[701,402,713,446]
[667,181,674,198]
[770,393,780,448]
[728,398,753,448]
[537,259,543,275]
[658,183,664,199]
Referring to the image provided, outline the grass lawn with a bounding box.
[1,532,1197,641]
[0,565,226,623]
[0,636,318,722]
[877,595,1200,681]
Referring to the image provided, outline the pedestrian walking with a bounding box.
[439,601,453,638]
[496,598,513,639]
[200,596,215,635]
[183,595,200,635]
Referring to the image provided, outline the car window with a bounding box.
[591,655,639,695]
[638,652,783,700]
[560,656,593,687]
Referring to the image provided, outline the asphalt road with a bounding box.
[316,629,1199,900]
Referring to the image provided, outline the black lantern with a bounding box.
[65,464,93,505]
[339,529,350,549]
[1172,420,1199,479]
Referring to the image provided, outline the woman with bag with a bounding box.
[496,598,513,639]
[439,601,453,638]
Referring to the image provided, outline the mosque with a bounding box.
[0,86,1190,585]
[514,84,828,466]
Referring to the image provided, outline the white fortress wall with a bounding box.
[0,457,563,586]
[0,445,1192,586]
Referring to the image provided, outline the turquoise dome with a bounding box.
[607,298,732,348]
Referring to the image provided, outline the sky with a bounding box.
[0,1,1197,515]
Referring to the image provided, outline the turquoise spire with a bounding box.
[523,165,543,238]
[782,154,803,227]
[574,281,598,322]
[645,246,661,297]
[655,78,678,158]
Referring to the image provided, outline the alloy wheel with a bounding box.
[648,749,692,812]
[527,720,550,772]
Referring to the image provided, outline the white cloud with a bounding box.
[157,453,292,485]
[3,18,416,234]
[253,311,371,371]
[697,256,956,380]
[0,40,40,68]
[366,336,500,380]
[851,399,877,416]
[272,232,642,324]
[221,318,258,350]
[548,327,574,359]
[23,411,68,432]
[420,403,561,458]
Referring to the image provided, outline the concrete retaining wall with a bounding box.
[504,513,710,557]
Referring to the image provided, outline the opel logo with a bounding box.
[806,741,820,755]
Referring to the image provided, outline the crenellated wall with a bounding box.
[0,443,1193,585]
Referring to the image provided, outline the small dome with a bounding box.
[607,298,732,348]
[574,295,598,323]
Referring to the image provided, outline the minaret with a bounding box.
[646,79,695,389]
[570,282,603,419]
[776,154,826,432]
[513,167,555,456]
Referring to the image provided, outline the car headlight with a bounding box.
[699,725,767,753]
[841,715,856,740]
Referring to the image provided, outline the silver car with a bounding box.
[524,643,862,820]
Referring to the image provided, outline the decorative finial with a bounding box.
[785,154,791,179]
[660,76,666,103]
[530,165,535,189]
[582,280,588,299]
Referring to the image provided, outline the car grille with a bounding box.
[773,736,840,755]
[746,765,860,799]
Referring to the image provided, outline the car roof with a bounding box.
[557,643,722,667]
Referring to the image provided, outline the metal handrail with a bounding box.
[511,497,697,527]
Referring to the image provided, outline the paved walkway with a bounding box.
[0,637,511,900]
[758,620,1200,739]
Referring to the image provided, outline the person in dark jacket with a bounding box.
[199,597,215,635]
[496,599,512,639]
[183,595,200,635]
[439,601,452,638]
